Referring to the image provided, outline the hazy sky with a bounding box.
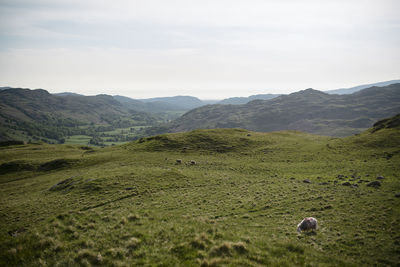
[0,0,399,99]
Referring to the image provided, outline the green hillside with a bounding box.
[0,88,160,143]
[0,116,399,266]
[150,83,400,137]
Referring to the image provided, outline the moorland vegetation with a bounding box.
[0,115,399,266]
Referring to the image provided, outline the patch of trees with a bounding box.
[89,136,105,146]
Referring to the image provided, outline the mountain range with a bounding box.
[1,81,399,142]
[324,79,400,95]
[146,83,400,137]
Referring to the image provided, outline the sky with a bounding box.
[0,0,399,99]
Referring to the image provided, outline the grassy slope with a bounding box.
[0,89,160,142]
[0,127,399,266]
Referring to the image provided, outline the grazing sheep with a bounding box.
[297,217,318,233]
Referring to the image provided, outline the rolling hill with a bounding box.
[0,115,399,266]
[216,79,400,104]
[0,88,159,142]
[147,83,400,137]
[325,79,400,94]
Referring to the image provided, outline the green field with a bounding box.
[65,135,92,145]
[64,126,152,146]
[0,124,399,266]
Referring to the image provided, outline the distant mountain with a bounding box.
[113,95,146,109]
[201,100,220,105]
[139,96,205,110]
[146,83,400,137]
[218,94,281,105]
[53,92,84,97]
[0,88,158,142]
[112,95,199,120]
[0,86,40,91]
[325,80,400,94]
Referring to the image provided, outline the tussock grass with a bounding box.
[0,127,399,266]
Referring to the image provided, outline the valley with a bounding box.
[2,82,400,146]
[2,1,399,265]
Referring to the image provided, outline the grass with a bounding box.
[65,135,92,145]
[65,126,151,146]
[0,127,399,266]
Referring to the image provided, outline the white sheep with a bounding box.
[297,217,318,233]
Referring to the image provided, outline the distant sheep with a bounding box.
[297,217,318,233]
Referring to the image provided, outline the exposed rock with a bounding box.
[376,176,385,180]
[342,182,351,186]
[318,182,329,185]
[50,178,77,191]
[367,181,381,187]
[303,179,311,184]
[395,193,400,198]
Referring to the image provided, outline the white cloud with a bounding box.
[0,0,399,98]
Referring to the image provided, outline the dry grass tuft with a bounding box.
[127,213,140,222]
[232,241,247,254]
[126,237,141,250]
[210,242,232,257]
[75,249,103,265]
[199,257,223,267]
[120,217,128,225]
[105,248,126,259]
[8,248,17,255]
